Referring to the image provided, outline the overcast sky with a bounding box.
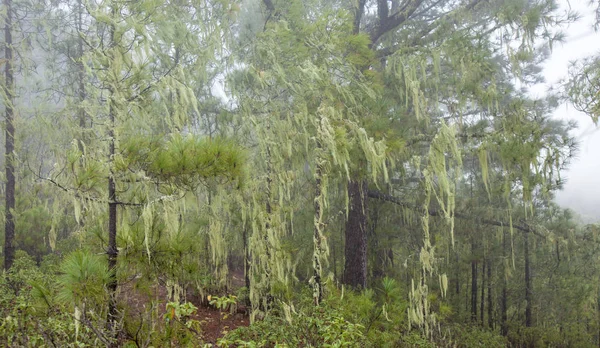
[533,0,600,222]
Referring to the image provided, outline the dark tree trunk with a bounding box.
[455,250,460,296]
[501,228,508,336]
[343,179,368,289]
[332,224,338,281]
[106,7,118,343]
[471,238,478,322]
[107,173,118,332]
[371,204,383,282]
[481,258,485,325]
[525,229,532,328]
[3,0,15,272]
[487,257,493,328]
[453,248,461,317]
[353,0,366,34]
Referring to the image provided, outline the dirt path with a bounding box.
[120,277,249,345]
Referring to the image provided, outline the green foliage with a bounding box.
[56,250,110,308]
[567,56,600,123]
[219,300,365,347]
[156,301,203,347]
[221,283,411,347]
[0,252,106,347]
[209,294,239,315]
[122,134,246,190]
[447,325,507,348]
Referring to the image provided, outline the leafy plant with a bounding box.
[209,294,239,316]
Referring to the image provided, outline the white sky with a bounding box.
[532,0,600,222]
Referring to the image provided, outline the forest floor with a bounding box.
[120,269,249,345]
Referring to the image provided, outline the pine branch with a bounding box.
[370,0,426,45]
[372,0,487,49]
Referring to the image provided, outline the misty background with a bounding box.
[540,0,600,223]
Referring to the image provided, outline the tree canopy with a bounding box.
[0,0,599,347]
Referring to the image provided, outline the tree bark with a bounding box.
[371,204,383,282]
[525,229,532,327]
[353,0,367,34]
[243,227,250,290]
[312,157,324,304]
[343,179,368,289]
[481,258,485,325]
[471,238,478,322]
[3,0,15,272]
[77,0,86,132]
[487,257,493,328]
[501,228,508,336]
[106,5,118,343]
[453,248,461,317]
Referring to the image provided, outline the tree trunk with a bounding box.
[3,0,15,272]
[107,170,118,335]
[501,228,508,336]
[353,0,366,34]
[455,249,460,296]
[487,257,493,328]
[332,225,338,281]
[243,227,250,291]
[77,0,86,132]
[525,229,532,327]
[371,204,383,282]
[106,6,119,342]
[312,156,324,305]
[263,144,273,302]
[471,238,478,322]
[481,258,485,325]
[454,248,461,317]
[343,179,368,289]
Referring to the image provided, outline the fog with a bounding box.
[535,0,600,223]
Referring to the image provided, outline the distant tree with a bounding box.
[3,0,15,271]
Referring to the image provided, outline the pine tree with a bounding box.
[3,0,15,271]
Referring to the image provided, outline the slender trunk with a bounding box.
[107,166,118,333]
[353,0,366,34]
[243,227,250,291]
[3,0,15,271]
[343,179,368,289]
[332,224,338,281]
[455,249,460,295]
[106,5,118,342]
[312,154,324,305]
[454,248,460,317]
[481,258,485,325]
[263,144,273,302]
[75,0,88,231]
[471,238,478,322]
[487,256,493,328]
[501,228,508,336]
[525,229,532,327]
[77,0,86,132]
